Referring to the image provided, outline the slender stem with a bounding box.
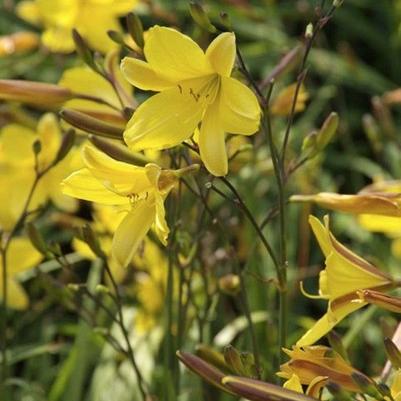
[103,263,148,401]
[219,177,281,280]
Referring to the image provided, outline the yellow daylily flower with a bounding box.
[270,84,309,116]
[121,26,261,176]
[296,215,396,346]
[17,0,138,53]
[62,145,195,268]
[0,114,80,230]
[0,237,42,309]
[391,370,401,401]
[278,346,367,392]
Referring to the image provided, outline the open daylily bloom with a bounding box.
[17,0,138,53]
[296,215,396,346]
[0,237,42,309]
[121,26,261,176]
[278,346,368,392]
[0,113,80,230]
[62,145,197,268]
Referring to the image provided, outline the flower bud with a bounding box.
[176,351,235,395]
[219,274,241,295]
[305,23,314,39]
[107,30,126,46]
[54,129,76,165]
[224,345,245,376]
[351,373,382,399]
[222,376,317,401]
[327,331,349,362]
[72,29,102,74]
[358,290,401,313]
[60,109,123,139]
[26,222,49,257]
[0,79,73,106]
[384,337,401,370]
[127,13,144,49]
[82,224,105,259]
[0,32,39,56]
[189,2,217,33]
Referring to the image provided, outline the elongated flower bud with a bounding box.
[0,80,73,106]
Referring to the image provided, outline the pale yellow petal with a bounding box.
[1,278,29,310]
[283,374,303,393]
[144,26,212,82]
[309,215,331,257]
[124,87,203,151]
[82,146,152,195]
[206,32,236,77]
[61,168,128,205]
[121,57,174,91]
[296,301,364,347]
[219,76,260,135]
[153,193,169,245]
[358,214,401,236]
[199,101,228,177]
[111,202,155,268]
[6,237,42,274]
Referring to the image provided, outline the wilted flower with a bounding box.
[121,26,261,176]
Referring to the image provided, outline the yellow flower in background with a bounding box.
[121,26,261,176]
[296,215,396,347]
[59,54,132,126]
[278,346,367,392]
[62,145,196,268]
[17,0,138,53]
[0,113,80,230]
[270,83,309,116]
[0,237,42,309]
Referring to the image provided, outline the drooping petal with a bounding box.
[219,76,260,135]
[144,26,212,82]
[296,300,365,347]
[205,32,236,77]
[121,57,174,91]
[111,201,155,268]
[124,86,204,151]
[153,192,169,245]
[82,146,152,195]
[199,101,228,177]
[61,168,128,205]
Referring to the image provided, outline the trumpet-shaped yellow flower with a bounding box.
[62,145,195,268]
[0,114,80,230]
[1,237,42,309]
[278,346,367,392]
[296,215,395,347]
[17,0,138,53]
[121,26,261,176]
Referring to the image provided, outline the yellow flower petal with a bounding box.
[61,168,128,205]
[111,202,155,268]
[121,57,174,91]
[308,215,331,257]
[358,214,401,236]
[219,76,260,135]
[6,237,42,274]
[124,86,203,151]
[199,101,228,177]
[42,27,75,53]
[144,26,212,82]
[1,278,29,310]
[205,32,236,77]
[283,374,303,393]
[153,192,169,245]
[296,300,364,347]
[82,146,152,195]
